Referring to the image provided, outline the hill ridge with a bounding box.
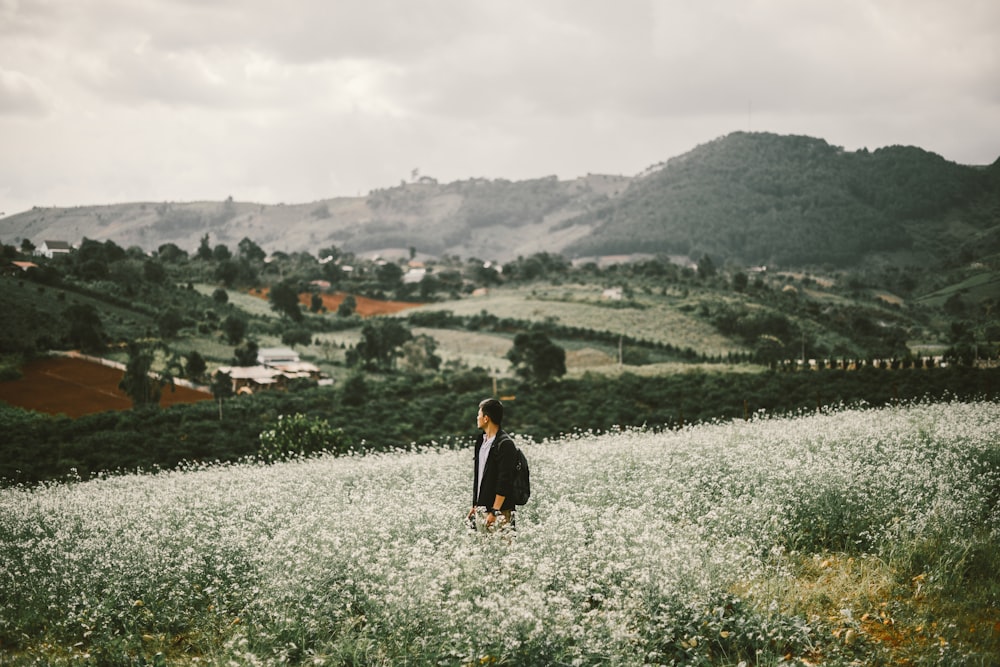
[3,131,998,269]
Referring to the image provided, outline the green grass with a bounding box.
[0,275,158,346]
[405,284,745,357]
[916,269,1000,308]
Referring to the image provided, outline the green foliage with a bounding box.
[184,350,206,380]
[269,281,303,321]
[210,370,234,419]
[222,313,247,344]
[119,340,172,409]
[0,355,22,382]
[309,292,323,313]
[280,327,312,348]
[506,331,566,384]
[563,132,998,267]
[237,236,266,262]
[155,242,187,263]
[453,175,571,229]
[503,252,570,282]
[212,244,232,262]
[258,412,348,461]
[156,308,184,339]
[233,339,258,366]
[375,261,404,292]
[399,334,442,374]
[337,294,356,317]
[193,233,211,260]
[350,318,413,371]
[63,303,105,352]
[3,366,1000,486]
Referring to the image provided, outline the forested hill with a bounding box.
[564,132,1000,267]
[4,131,998,269]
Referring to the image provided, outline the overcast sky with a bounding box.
[1,0,998,218]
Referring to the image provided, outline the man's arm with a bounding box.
[484,493,506,526]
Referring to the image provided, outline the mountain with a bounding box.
[562,132,1000,267]
[0,175,631,263]
[3,132,998,268]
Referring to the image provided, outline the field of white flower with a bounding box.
[2,401,998,666]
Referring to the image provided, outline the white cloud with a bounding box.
[0,67,53,116]
[0,0,998,218]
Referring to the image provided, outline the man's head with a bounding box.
[478,398,503,428]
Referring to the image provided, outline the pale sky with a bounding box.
[1,0,998,218]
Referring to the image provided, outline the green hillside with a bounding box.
[5,131,997,275]
[562,132,1000,267]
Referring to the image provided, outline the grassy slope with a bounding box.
[403,284,743,356]
[1,401,996,666]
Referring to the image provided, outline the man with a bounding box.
[467,398,517,530]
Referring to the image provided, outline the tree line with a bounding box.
[2,365,997,486]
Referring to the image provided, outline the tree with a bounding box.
[943,293,966,316]
[233,340,259,366]
[399,334,442,374]
[376,262,404,292]
[317,245,341,263]
[64,303,106,353]
[351,319,413,371]
[281,327,312,348]
[270,281,303,321]
[506,331,566,384]
[237,237,266,262]
[157,242,187,263]
[222,314,247,344]
[419,273,442,299]
[143,259,167,284]
[697,254,717,280]
[309,293,323,313]
[185,350,207,381]
[337,294,357,317]
[157,308,184,339]
[339,372,368,406]
[258,413,348,461]
[212,244,232,262]
[212,288,229,305]
[211,370,233,420]
[214,260,239,287]
[197,234,213,261]
[732,271,749,292]
[119,340,173,409]
[322,261,344,285]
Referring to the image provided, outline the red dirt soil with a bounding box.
[0,356,212,418]
[249,288,422,316]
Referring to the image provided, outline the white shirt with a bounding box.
[476,433,496,502]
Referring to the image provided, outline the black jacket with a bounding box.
[472,429,517,511]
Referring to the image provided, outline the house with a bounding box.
[602,287,624,301]
[267,360,323,380]
[403,268,426,284]
[6,261,38,276]
[257,347,300,366]
[38,240,73,258]
[217,347,332,395]
[215,365,286,394]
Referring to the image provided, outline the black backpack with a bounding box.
[508,441,531,506]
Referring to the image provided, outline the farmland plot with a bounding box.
[1,401,998,665]
[404,286,742,357]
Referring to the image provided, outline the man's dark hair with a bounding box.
[479,398,503,426]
